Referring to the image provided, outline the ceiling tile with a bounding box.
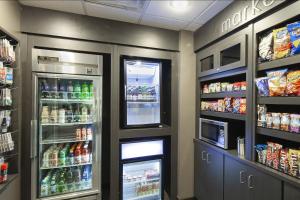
[141,14,188,31]
[19,0,85,15]
[145,0,214,21]
[84,2,142,24]
[193,0,233,25]
[185,23,203,31]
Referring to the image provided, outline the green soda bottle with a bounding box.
[89,82,94,99]
[81,82,89,99]
[50,172,57,194]
[74,81,81,99]
[57,171,67,193]
[40,174,50,197]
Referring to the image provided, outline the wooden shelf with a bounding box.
[257,96,300,105]
[258,54,300,71]
[200,110,246,121]
[201,91,246,99]
[256,127,300,143]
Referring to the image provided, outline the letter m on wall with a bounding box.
[222,18,231,33]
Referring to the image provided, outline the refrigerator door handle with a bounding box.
[124,85,127,101]
[30,120,38,159]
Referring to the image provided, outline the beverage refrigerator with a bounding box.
[121,58,162,128]
[30,49,102,200]
[120,139,165,200]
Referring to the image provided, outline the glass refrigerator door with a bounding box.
[125,60,161,126]
[123,160,162,200]
[37,75,100,198]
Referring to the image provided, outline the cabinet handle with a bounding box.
[201,151,206,161]
[239,170,246,184]
[206,153,211,164]
[248,175,254,189]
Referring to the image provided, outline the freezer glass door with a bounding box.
[125,60,161,126]
[36,75,100,198]
[123,159,162,200]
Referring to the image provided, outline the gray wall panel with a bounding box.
[21,6,179,51]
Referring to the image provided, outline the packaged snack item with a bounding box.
[217,99,225,112]
[232,98,241,114]
[233,82,241,91]
[266,142,282,170]
[215,82,221,93]
[255,77,269,96]
[226,84,233,92]
[203,84,209,94]
[257,105,267,127]
[290,114,300,133]
[288,149,299,177]
[240,82,247,91]
[273,27,291,59]
[286,70,300,96]
[272,113,281,129]
[266,113,273,128]
[209,84,216,93]
[224,97,232,112]
[255,144,267,164]
[258,31,273,62]
[5,68,13,85]
[280,148,289,173]
[267,69,288,96]
[239,98,246,114]
[280,113,290,131]
[221,82,228,92]
[287,22,300,55]
[212,102,218,112]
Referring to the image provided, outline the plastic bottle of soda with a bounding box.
[81,82,89,99]
[67,81,73,99]
[81,142,89,163]
[66,168,74,192]
[58,81,67,99]
[50,171,57,194]
[74,143,82,164]
[73,105,81,123]
[66,105,73,123]
[73,167,81,190]
[68,143,76,165]
[74,81,81,99]
[89,82,94,99]
[57,171,67,194]
[40,174,50,197]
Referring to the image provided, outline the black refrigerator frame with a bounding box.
[119,138,166,200]
[120,56,163,129]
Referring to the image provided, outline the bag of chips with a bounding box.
[288,149,299,177]
[280,149,289,174]
[266,142,282,169]
[287,22,300,55]
[232,98,241,114]
[255,77,269,96]
[267,69,288,96]
[286,70,300,96]
[224,97,232,112]
[258,31,273,62]
[255,144,267,164]
[273,27,291,59]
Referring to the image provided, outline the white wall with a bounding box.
[177,30,196,199]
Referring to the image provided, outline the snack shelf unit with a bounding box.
[200,110,246,121]
[0,29,20,193]
[253,5,300,182]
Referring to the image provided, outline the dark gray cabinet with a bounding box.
[224,157,281,200]
[284,183,300,200]
[194,141,223,200]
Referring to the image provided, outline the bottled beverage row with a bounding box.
[40,79,94,100]
[41,105,93,124]
[42,142,92,168]
[126,85,158,102]
[40,165,92,197]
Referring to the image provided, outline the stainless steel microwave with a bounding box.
[199,118,228,149]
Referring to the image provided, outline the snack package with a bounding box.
[257,105,267,127]
[266,113,273,128]
[217,99,225,112]
[232,98,241,114]
[239,98,246,114]
[280,148,289,174]
[258,31,273,62]
[288,149,299,177]
[273,27,291,59]
[286,70,300,96]
[215,82,221,93]
[280,113,290,131]
[290,114,300,133]
[209,83,216,93]
[221,83,228,92]
[203,84,209,94]
[266,142,282,169]
[287,22,300,55]
[226,84,233,92]
[224,97,232,112]
[255,144,267,164]
[233,82,241,91]
[240,82,247,91]
[272,113,281,129]
[256,77,269,96]
[267,69,288,96]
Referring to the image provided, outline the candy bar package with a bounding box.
[286,70,300,96]
[256,77,269,96]
[267,69,288,96]
[217,99,225,112]
[287,22,300,55]
[239,98,246,114]
[257,105,267,127]
[224,97,232,112]
[233,82,241,91]
[215,82,221,93]
[255,144,267,164]
[266,142,282,169]
[288,149,299,177]
[273,27,291,60]
[232,98,241,114]
[280,149,289,174]
[258,31,273,62]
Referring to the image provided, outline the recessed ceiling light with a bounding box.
[170,0,189,10]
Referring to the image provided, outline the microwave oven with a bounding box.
[199,118,242,149]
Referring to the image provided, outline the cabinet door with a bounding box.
[194,142,208,200]
[284,183,300,200]
[248,167,281,200]
[224,157,249,200]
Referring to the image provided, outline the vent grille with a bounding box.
[84,0,148,12]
